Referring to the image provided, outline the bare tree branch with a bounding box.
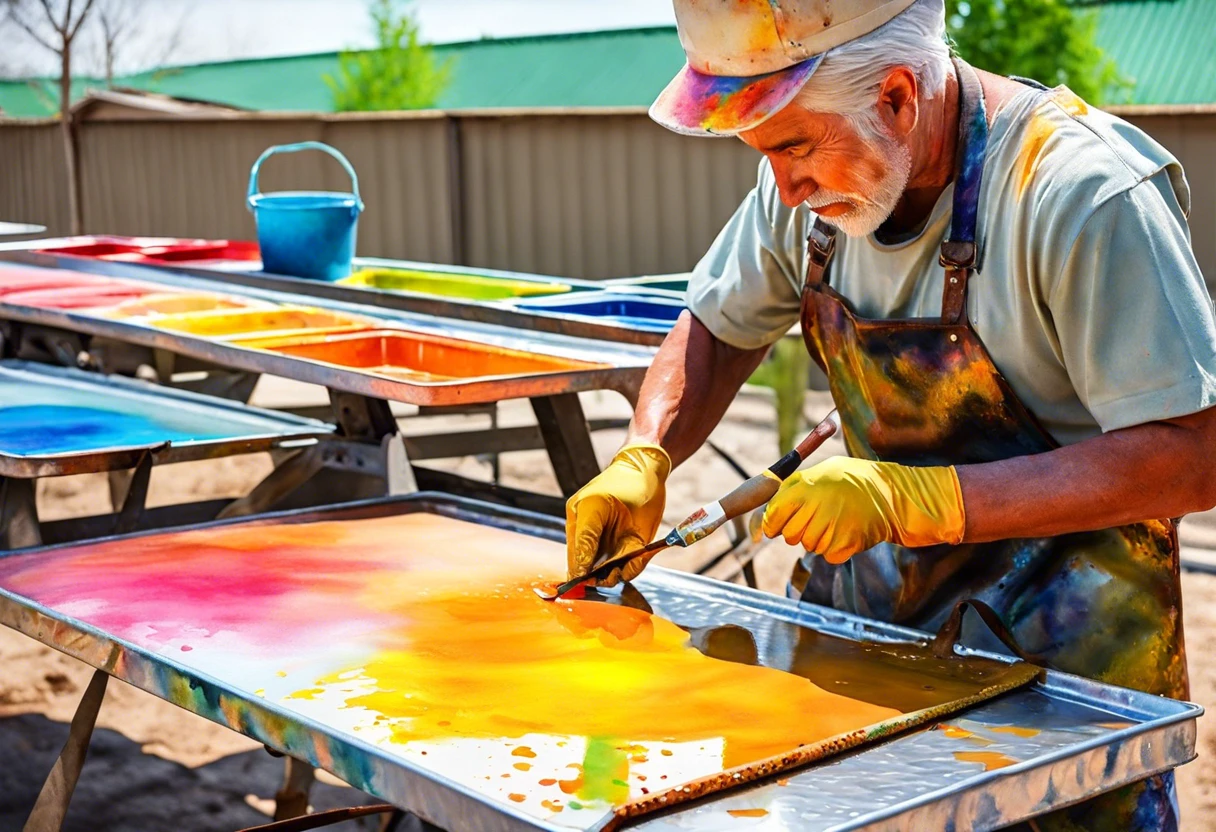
[5,3,58,53]
[67,0,97,41]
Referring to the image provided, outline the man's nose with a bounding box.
[774,164,816,208]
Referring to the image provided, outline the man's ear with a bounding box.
[878,66,919,138]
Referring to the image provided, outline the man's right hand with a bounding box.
[565,444,672,587]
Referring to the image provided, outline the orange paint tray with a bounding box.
[235,329,609,382]
[147,306,376,341]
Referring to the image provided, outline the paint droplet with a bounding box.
[501,773,511,779]
[180,645,193,652]
[953,750,1017,771]
[541,799,563,812]
[508,793,526,803]
[728,808,770,818]
[514,762,532,771]
[538,778,557,787]
[568,801,584,810]
[661,749,673,757]
[254,689,265,697]
[512,746,537,758]
[989,725,1040,738]
[276,670,287,678]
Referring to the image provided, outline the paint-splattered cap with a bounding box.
[650,0,918,136]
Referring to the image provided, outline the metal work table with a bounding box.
[0,254,656,506]
[0,493,1200,832]
[0,359,333,549]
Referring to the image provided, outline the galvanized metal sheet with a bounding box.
[0,495,1199,832]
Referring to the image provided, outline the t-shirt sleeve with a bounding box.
[685,160,805,350]
[1050,171,1216,431]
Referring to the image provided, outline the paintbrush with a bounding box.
[535,409,842,601]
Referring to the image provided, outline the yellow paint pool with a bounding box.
[148,305,375,341]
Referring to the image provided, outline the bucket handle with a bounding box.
[247,141,363,211]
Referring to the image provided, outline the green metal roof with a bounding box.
[0,27,686,118]
[1093,0,1216,106]
[1,3,1212,118]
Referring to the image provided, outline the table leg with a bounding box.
[273,756,317,821]
[530,394,600,498]
[22,670,108,832]
[0,476,41,549]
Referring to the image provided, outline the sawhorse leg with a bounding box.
[530,394,600,498]
[1,476,42,549]
[23,670,108,832]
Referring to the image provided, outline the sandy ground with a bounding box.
[2,381,1215,830]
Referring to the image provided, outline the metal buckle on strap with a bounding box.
[809,223,837,266]
[939,240,977,270]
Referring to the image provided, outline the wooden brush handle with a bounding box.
[672,410,841,546]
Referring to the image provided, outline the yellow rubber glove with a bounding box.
[762,456,965,564]
[565,444,671,586]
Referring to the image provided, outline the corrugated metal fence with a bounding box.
[1,106,1213,281]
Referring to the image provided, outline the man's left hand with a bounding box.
[761,457,966,563]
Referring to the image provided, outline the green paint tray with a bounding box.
[340,268,572,301]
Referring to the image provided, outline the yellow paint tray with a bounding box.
[148,305,375,341]
[101,292,271,319]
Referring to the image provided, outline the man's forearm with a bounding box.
[628,312,769,467]
[958,407,1216,542]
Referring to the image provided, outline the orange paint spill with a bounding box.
[989,726,1040,738]
[514,762,532,772]
[538,778,557,787]
[953,750,1018,771]
[512,746,537,758]
[728,808,770,818]
[541,799,563,812]
[508,793,526,803]
[937,723,975,740]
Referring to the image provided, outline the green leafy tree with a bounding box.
[325,0,451,112]
[946,0,1131,104]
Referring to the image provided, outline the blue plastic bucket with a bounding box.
[247,142,364,281]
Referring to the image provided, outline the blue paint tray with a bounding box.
[511,292,685,333]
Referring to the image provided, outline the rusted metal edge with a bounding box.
[604,661,1044,829]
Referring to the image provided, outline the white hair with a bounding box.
[793,0,951,135]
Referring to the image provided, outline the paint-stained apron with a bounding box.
[791,60,1187,832]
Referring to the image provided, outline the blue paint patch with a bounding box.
[0,404,228,455]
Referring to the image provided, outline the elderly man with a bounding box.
[565,0,1216,829]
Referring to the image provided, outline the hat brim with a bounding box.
[649,55,824,137]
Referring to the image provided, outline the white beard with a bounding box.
[804,137,913,238]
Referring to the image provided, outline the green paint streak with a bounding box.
[579,737,630,804]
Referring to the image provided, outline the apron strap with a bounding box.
[804,216,838,288]
[940,58,989,324]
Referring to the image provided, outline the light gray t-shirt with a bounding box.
[687,86,1216,446]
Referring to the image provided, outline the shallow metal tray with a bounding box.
[0,246,672,347]
[0,259,651,406]
[0,359,333,478]
[0,494,1199,832]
